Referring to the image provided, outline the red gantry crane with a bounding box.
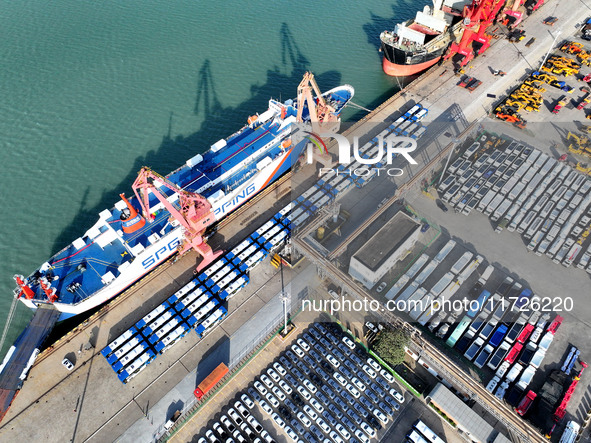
[501,0,525,28]
[553,361,588,422]
[13,274,57,303]
[445,0,507,67]
[13,275,35,300]
[132,167,222,271]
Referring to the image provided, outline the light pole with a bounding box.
[439,137,460,184]
[280,259,289,335]
[539,29,561,72]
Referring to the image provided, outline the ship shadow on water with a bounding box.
[362,6,398,51]
[46,23,342,344]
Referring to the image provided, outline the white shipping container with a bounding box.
[406,254,431,278]
[563,243,582,267]
[525,149,540,165]
[430,272,455,296]
[414,261,439,285]
[396,282,420,302]
[478,190,497,211]
[485,194,505,216]
[491,199,511,222]
[527,231,545,251]
[525,216,544,239]
[457,255,484,283]
[385,275,410,301]
[409,292,432,320]
[500,177,519,196]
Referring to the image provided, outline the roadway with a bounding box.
[118,264,316,443]
[288,2,591,441]
[292,224,547,442]
[0,305,60,421]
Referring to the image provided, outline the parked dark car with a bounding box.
[436,199,449,212]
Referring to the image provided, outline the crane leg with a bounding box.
[459,52,475,67]
[195,247,224,272]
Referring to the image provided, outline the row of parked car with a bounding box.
[440,135,591,271]
[196,395,277,443]
[485,315,562,408]
[196,322,406,443]
[421,258,561,408]
[248,322,405,443]
[455,279,547,371]
[439,138,534,215]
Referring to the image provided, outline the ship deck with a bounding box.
[48,241,128,304]
[408,23,440,36]
[0,171,303,442]
[28,109,294,306]
[172,118,286,195]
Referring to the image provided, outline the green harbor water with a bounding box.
[0,0,430,356]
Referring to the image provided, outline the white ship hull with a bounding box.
[21,146,295,320]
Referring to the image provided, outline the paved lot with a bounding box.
[170,320,305,443]
[193,321,409,443]
[118,263,314,443]
[3,2,590,442]
[407,175,591,437]
[413,0,585,124]
[294,120,591,441]
[286,6,591,441]
[495,30,591,126]
[175,315,464,443]
[381,395,463,443]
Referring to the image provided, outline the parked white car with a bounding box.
[62,358,74,371]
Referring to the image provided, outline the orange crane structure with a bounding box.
[132,167,222,271]
[296,72,339,132]
[13,275,35,300]
[444,0,507,67]
[38,278,58,303]
[13,274,57,303]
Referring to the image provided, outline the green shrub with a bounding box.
[372,329,409,367]
[429,403,457,428]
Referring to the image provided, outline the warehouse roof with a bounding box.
[353,212,419,272]
[428,383,510,443]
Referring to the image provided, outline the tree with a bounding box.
[372,328,409,367]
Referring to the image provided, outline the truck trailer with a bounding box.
[194,362,229,400]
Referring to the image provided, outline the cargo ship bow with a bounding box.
[380,0,468,77]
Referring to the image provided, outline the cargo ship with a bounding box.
[379,0,468,77]
[13,78,353,321]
